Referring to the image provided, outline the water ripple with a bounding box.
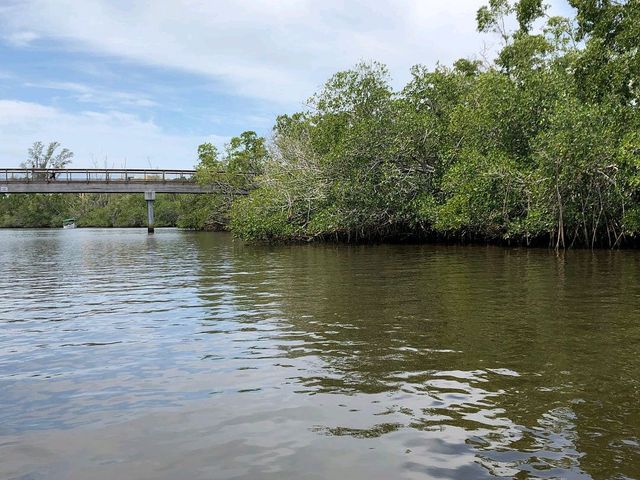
[1,229,640,479]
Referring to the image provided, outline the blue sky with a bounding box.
[0,0,573,169]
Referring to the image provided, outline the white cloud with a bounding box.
[0,99,57,122]
[0,100,226,169]
[3,30,39,47]
[24,81,158,108]
[24,81,90,93]
[1,0,497,105]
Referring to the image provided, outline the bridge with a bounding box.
[0,168,239,233]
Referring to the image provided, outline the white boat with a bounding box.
[62,218,76,229]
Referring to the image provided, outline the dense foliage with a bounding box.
[0,192,190,229]
[189,131,267,230]
[228,0,640,248]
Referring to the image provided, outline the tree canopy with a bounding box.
[228,0,640,248]
[22,141,74,169]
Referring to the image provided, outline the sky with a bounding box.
[0,0,574,169]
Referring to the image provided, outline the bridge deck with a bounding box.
[0,168,223,194]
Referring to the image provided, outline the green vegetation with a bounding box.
[0,192,190,229]
[223,0,640,248]
[188,131,267,230]
[22,141,74,170]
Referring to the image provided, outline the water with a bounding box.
[1,229,639,480]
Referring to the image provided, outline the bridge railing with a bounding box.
[0,168,202,184]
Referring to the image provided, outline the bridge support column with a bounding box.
[144,191,156,234]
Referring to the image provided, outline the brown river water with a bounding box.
[1,229,639,479]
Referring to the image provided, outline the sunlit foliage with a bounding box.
[230,0,640,248]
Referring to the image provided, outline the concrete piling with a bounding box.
[145,191,156,234]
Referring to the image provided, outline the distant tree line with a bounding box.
[0,191,199,229]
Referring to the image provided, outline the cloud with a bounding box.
[0,99,56,122]
[24,81,158,108]
[0,100,226,169]
[3,30,39,47]
[1,0,496,105]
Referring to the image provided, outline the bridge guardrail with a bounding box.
[0,168,202,184]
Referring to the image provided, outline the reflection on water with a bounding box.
[1,229,639,479]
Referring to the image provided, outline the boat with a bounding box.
[62,218,76,229]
